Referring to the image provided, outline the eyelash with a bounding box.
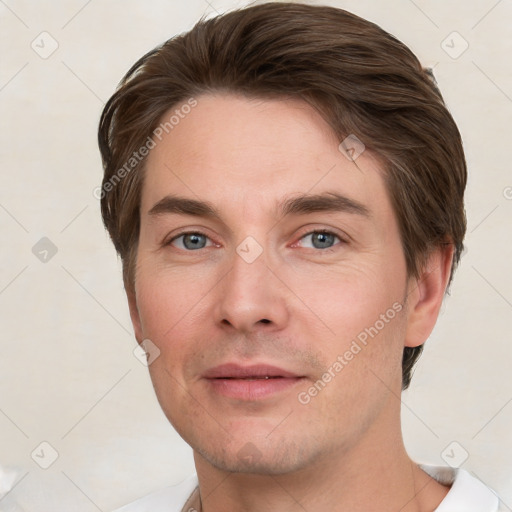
[166,229,346,252]
[294,229,345,251]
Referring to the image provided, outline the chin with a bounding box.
[194,437,313,475]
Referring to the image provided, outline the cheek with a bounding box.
[292,262,404,341]
[291,260,407,396]
[135,265,210,341]
[134,270,211,419]
[133,271,215,392]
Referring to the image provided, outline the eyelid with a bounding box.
[163,226,349,250]
[291,226,349,248]
[165,229,216,249]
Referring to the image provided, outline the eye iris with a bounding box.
[183,233,206,250]
[312,232,335,249]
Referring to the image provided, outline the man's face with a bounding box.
[130,94,411,474]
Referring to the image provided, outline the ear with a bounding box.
[127,289,144,345]
[404,243,454,348]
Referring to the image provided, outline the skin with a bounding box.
[128,94,454,511]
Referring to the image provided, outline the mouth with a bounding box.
[202,363,305,400]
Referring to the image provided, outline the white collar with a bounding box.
[420,464,500,511]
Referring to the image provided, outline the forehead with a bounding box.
[141,93,390,220]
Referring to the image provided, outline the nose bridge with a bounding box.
[227,238,271,305]
[215,236,288,332]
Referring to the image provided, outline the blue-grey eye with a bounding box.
[301,231,340,249]
[172,232,210,250]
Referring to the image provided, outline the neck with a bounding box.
[192,407,449,512]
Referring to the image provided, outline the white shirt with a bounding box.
[112,465,504,512]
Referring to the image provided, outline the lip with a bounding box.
[202,363,305,400]
[203,363,300,379]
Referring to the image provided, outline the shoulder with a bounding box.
[420,464,503,512]
[111,474,198,512]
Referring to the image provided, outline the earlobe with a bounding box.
[404,244,455,348]
[127,289,144,344]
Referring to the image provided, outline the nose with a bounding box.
[214,244,289,334]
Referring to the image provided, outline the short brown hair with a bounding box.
[98,2,467,389]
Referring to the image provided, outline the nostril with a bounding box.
[259,319,271,324]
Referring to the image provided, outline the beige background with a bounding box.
[0,0,511,510]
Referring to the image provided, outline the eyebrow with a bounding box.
[148,192,370,220]
[279,192,370,218]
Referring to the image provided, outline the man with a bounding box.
[98,2,503,510]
